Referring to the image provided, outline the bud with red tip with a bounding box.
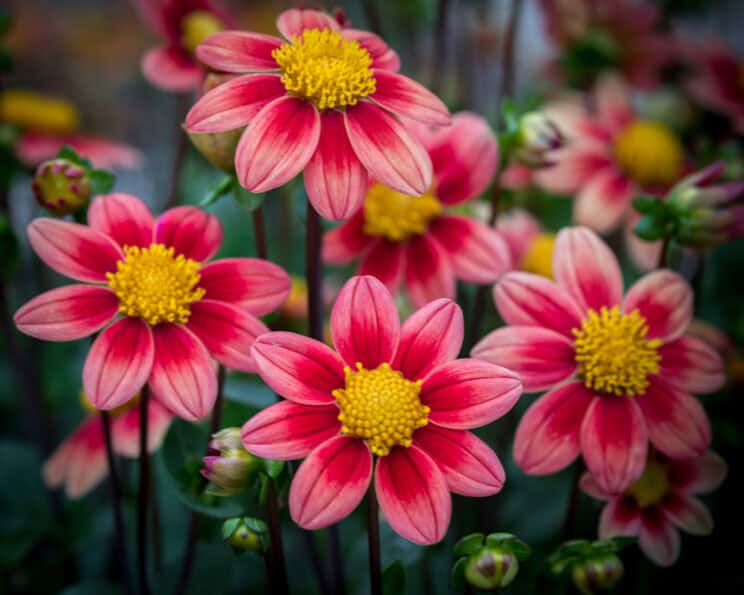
[571,554,624,595]
[549,537,632,594]
[202,427,261,496]
[514,111,564,168]
[452,532,531,591]
[32,158,90,215]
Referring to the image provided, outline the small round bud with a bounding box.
[222,517,268,553]
[571,555,624,595]
[32,158,90,215]
[209,427,244,451]
[515,111,564,169]
[464,548,519,590]
[202,427,261,496]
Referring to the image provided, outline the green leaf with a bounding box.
[57,145,92,170]
[201,175,235,207]
[632,195,668,218]
[486,533,532,560]
[221,518,241,540]
[89,169,115,196]
[263,459,284,479]
[232,184,265,212]
[634,215,668,241]
[454,533,484,556]
[383,560,406,595]
[450,556,467,591]
[601,536,636,552]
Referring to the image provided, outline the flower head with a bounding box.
[323,113,510,306]
[32,158,91,215]
[185,8,450,221]
[14,193,290,420]
[473,226,724,494]
[241,275,522,544]
[581,450,727,566]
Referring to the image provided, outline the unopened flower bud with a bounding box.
[464,548,519,590]
[515,111,564,168]
[202,427,261,496]
[222,517,269,553]
[571,554,624,594]
[32,158,90,215]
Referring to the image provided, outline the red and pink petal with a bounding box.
[659,336,725,394]
[359,240,406,295]
[88,193,154,248]
[276,8,340,39]
[668,450,727,495]
[638,509,681,567]
[155,206,222,262]
[573,168,634,234]
[111,399,173,457]
[195,32,282,73]
[403,234,456,308]
[322,210,374,264]
[370,70,450,126]
[623,271,693,342]
[662,492,713,536]
[343,29,400,71]
[599,497,642,539]
[142,45,201,93]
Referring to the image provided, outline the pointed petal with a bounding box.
[83,318,154,410]
[599,498,642,538]
[421,359,521,429]
[88,193,154,248]
[359,239,405,295]
[289,436,371,529]
[579,471,613,501]
[669,450,727,494]
[236,96,321,192]
[155,206,222,262]
[580,396,648,494]
[639,509,680,567]
[27,218,123,283]
[242,401,341,461]
[659,336,725,394]
[142,45,201,92]
[663,493,713,535]
[186,300,268,372]
[574,168,634,233]
[331,275,400,368]
[371,70,449,126]
[513,382,595,475]
[553,226,623,312]
[535,147,613,195]
[404,234,456,308]
[195,31,282,72]
[14,285,118,341]
[305,110,368,221]
[623,271,692,342]
[322,210,374,264]
[375,445,451,545]
[345,101,432,196]
[636,380,711,459]
[149,324,218,421]
[471,326,576,392]
[199,257,291,315]
[428,215,511,284]
[112,399,173,457]
[494,272,584,338]
[276,8,340,39]
[252,332,344,405]
[343,29,400,71]
[392,299,463,380]
[185,73,286,133]
[414,426,504,496]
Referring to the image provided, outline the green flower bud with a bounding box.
[464,547,519,590]
[202,427,261,496]
[514,111,564,168]
[222,517,269,553]
[32,158,90,215]
[571,554,624,594]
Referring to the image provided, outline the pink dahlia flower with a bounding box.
[44,394,172,499]
[14,193,290,421]
[472,227,724,494]
[185,8,450,221]
[581,450,727,566]
[685,39,744,134]
[322,113,509,306]
[15,133,143,170]
[133,0,232,92]
[242,275,522,544]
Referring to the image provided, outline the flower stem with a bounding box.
[367,487,382,595]
[265,478,290,595]
[657,235,670,269]
[173,366,226,595]
[164,94,190,210]
[137,385,151,595]
[561,461,584,539]
[430,0,451,95]
[252,206,268,260]
[101,411,132,595]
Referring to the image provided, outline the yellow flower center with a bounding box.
[107,244,205,326]
[362,183,443,242]
[181,10,223,53]
[333,363,430,456]
[80,389,140,416]
[519,233,556,279]
[573,306,662,396]
[0,89,79,135]
[625,460,670,508]
[613,120,684,187]
[272,29,376,110]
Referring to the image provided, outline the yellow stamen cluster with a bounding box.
[519,233,556,279]
[80,389,140,416]
[626,460,670,508]
[272,29,376,110]
[613,120,683,187]
[107,244,205,326]
[363,183,443,242]
[181,10,223,53]
[333,363,430,456]
[0,89,79,135]
[573,306,661,396]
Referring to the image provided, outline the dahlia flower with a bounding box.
[44,392,172,499]
[242,276,522,544]
[133,0,231,92]
[581,450,727,566]
[14,193,290,420]
[472,226,724,493]
[322,113,508,306]
[185,8,450,221]
[495,209,556,279]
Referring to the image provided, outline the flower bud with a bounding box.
[202,427,261,496]
[464,548,519,590]
[571,554,624,594]
[31,158,91,215]
[514,111,564,168]
[222,517,269,553]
